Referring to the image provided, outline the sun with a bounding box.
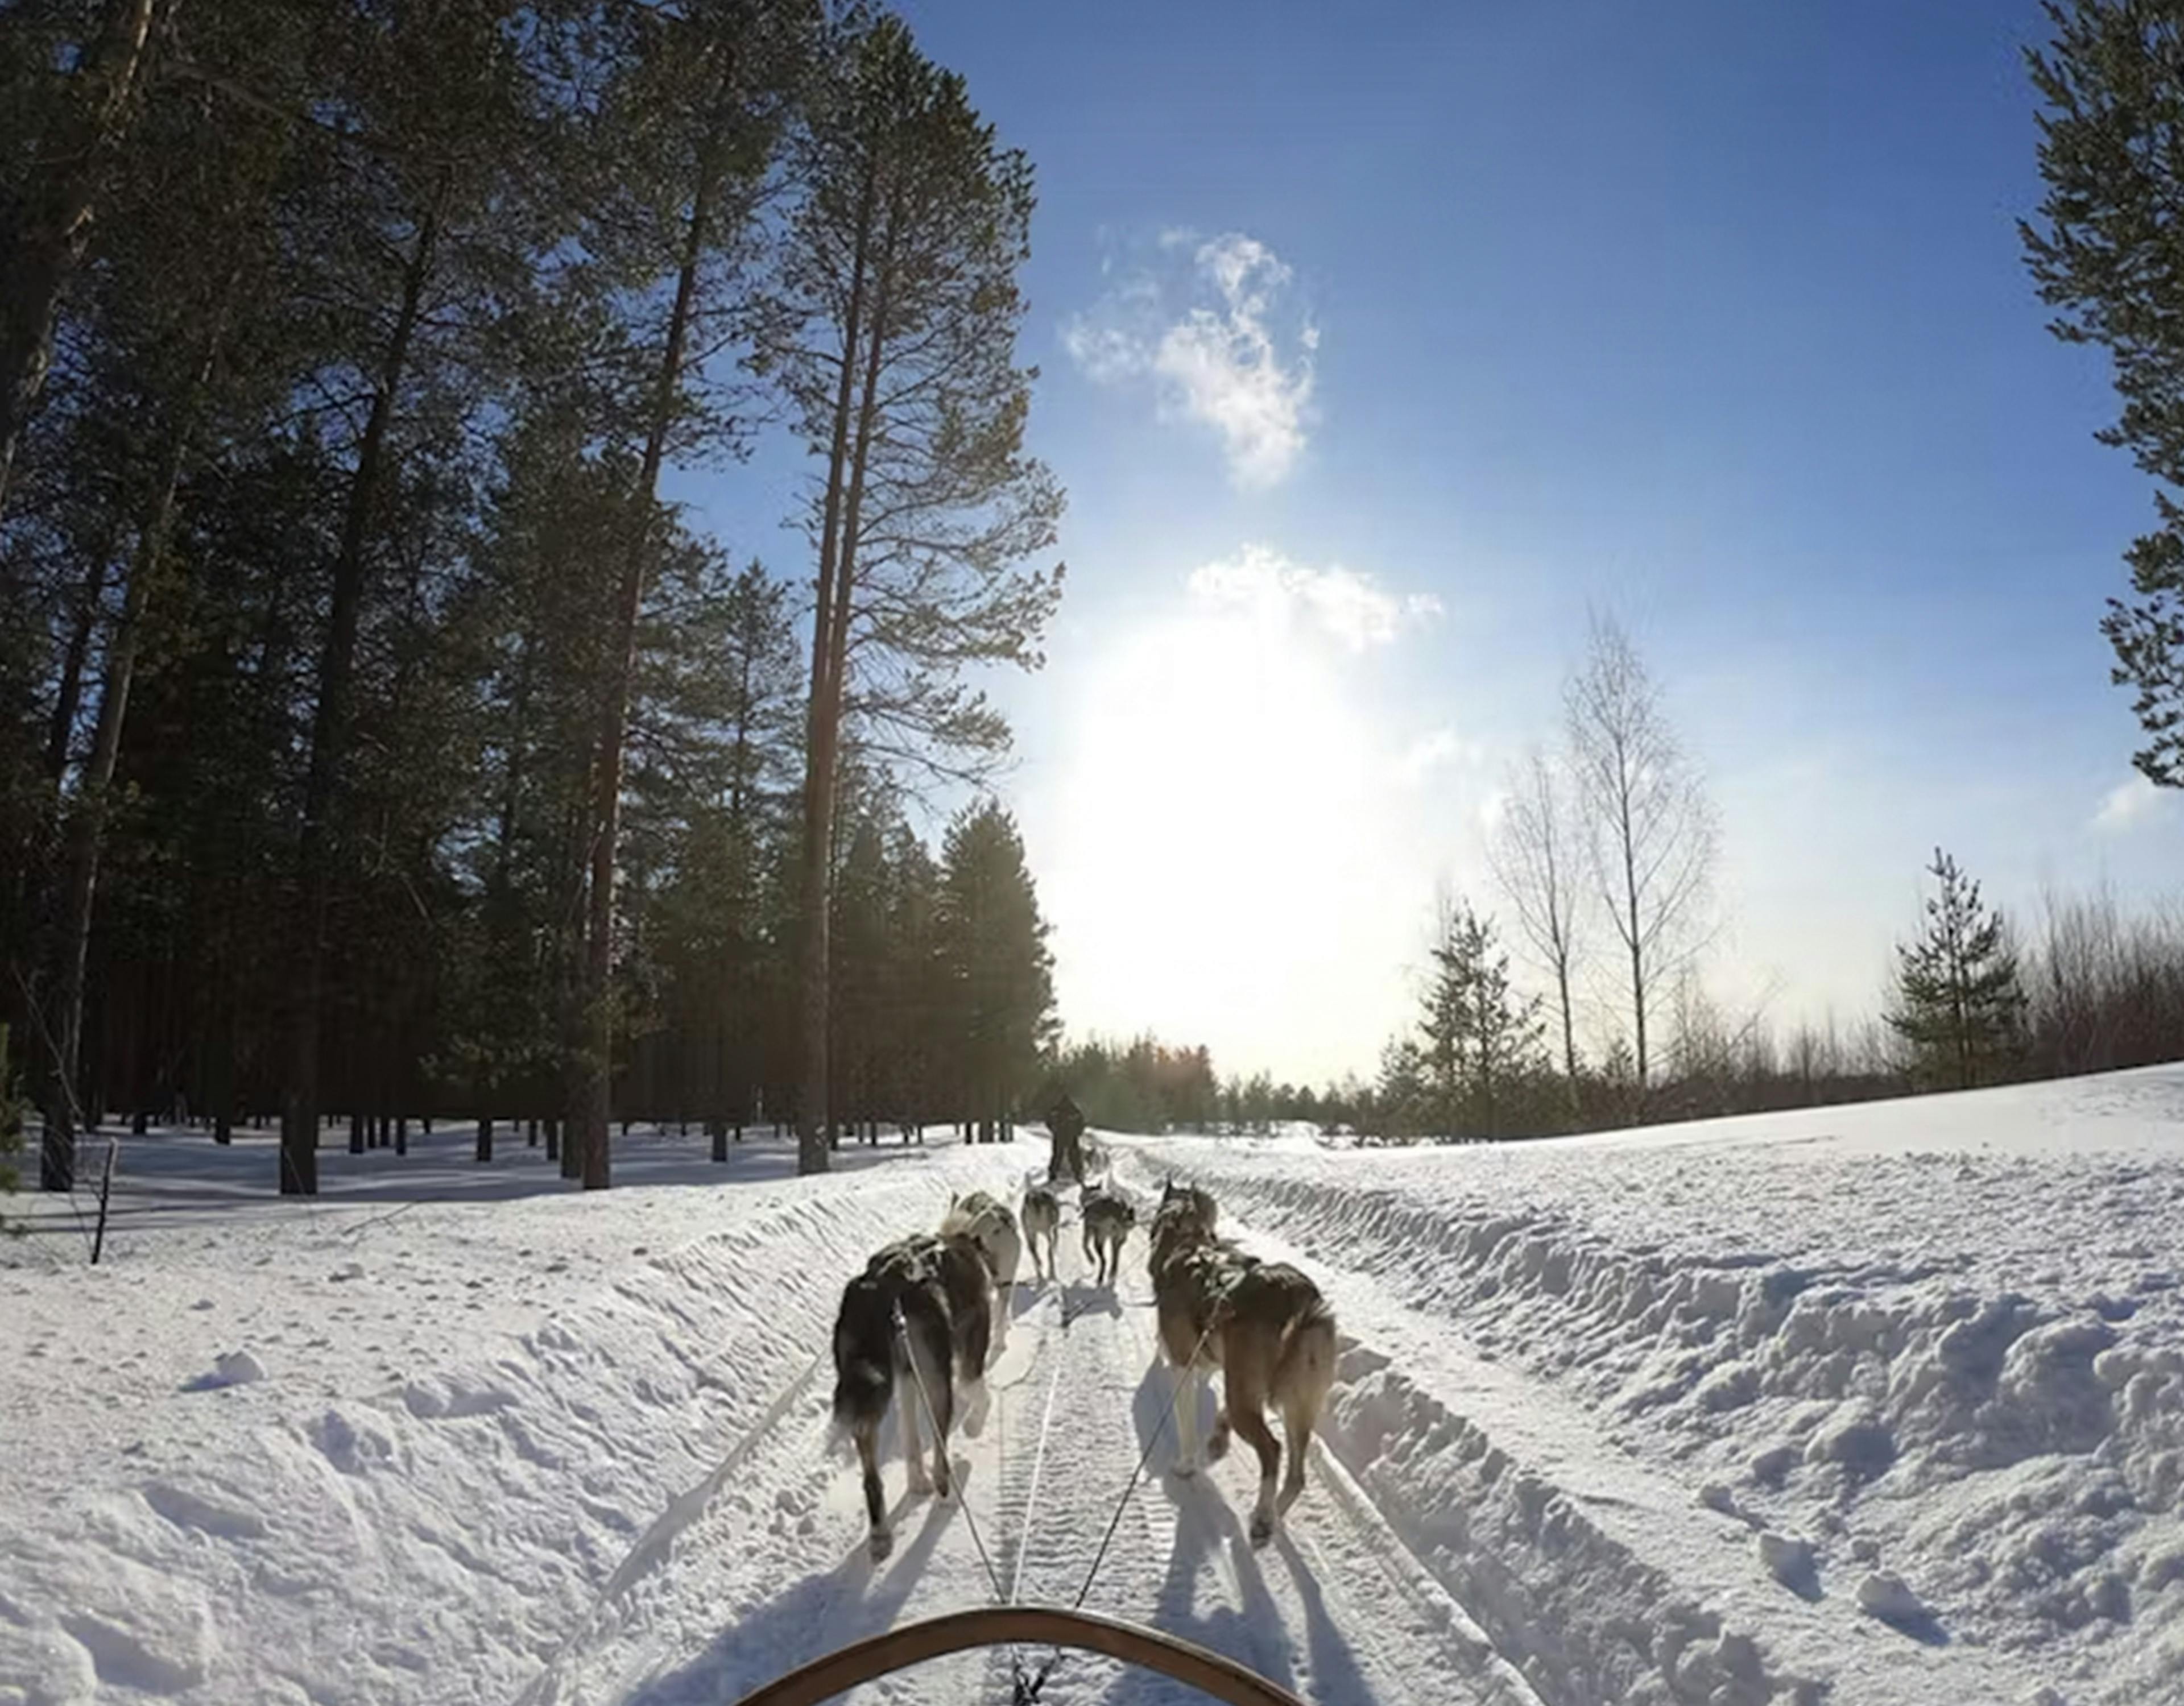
[1036,592,1410,1081]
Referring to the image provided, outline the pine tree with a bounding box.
[1888,849,2026,1091]
[2024,3,2184,786]
[641,561,801,1152]
[0,0,1068,1186]
[1375,1037,1426,1138]
[28,0,310,1187]
[934,802,1054,1141]
[272,0,605,1194]
[764,16,1064,1173]
[828,774,897,1141]
[568,0,817,1191]
[0,0,167,517]
[1418,899,1546,1139]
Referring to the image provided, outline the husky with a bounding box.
[1080,1183,1136,1286]
[831,1232,995,1562]
[1020,1184,1061,1282]
[939,1189,1023,1292]
[1147,1178,1337,1547]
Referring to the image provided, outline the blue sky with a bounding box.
[680,0,2184,1084]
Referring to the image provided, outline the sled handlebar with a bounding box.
[730,1603,1308,1706]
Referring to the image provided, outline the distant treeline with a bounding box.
[1069,878,2184,1146]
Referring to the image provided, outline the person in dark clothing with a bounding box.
[1046,1091,1087,1185]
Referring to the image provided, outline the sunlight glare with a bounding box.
[1040,588,1419,1082]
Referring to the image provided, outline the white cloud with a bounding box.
[1057,322,1147,386]
[1063,231,1318,488]
[1185,544,1439,652]
[2094,773,2169,834]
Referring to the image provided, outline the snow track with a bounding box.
[13,1085,2175,1706]
[519,1202,1548,1706]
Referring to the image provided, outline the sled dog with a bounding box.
[1146,1179,1337,1546]
[830,1232,994,1562]
[1020,1184,1061,1282]
[1080,1183,1136,1286]
[939,1189,1023,1292]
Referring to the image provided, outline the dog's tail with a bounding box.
[1275,1293,1338,1418]
[832,1351,891,1431]
[831,1276,896,1433]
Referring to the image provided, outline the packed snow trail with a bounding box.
[10,1083,2173,1706]
[518,1202,1541,1706]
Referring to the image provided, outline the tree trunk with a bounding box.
[577,71,737,1196]
[0,0,164,520]
[39,372,207,1191]
[394,1115,407,1157]
[476,1117,493,1163]
[349,1112,365,1155]
[43,541,116,780]
[1553,951,1579,1104]
[282,192,440,1197]
[795,160,883,1179]
[1622,798,1647,1098]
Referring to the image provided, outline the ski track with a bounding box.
[541,1201,1544,1706]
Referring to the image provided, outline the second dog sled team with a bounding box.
[830,1160,1337,1563]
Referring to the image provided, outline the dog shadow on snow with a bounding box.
[1086,1361,1379,1705]
[618,1469,967,1706]
[1059,1278,1123,1323]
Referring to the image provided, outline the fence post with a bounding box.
[90,1137,118,1265]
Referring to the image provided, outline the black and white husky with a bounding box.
[831,1232,995,1562]
[1147,1179,1335,1547]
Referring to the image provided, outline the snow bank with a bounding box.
[0,1131,1029,1706]
[1129,1069,2184,1704]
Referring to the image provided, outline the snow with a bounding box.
[180,1351,267,1392]
[2,1071,2181,1705]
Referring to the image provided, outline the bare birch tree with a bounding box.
[1488,746,1585,1100]
[1563,615,1717,1094]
